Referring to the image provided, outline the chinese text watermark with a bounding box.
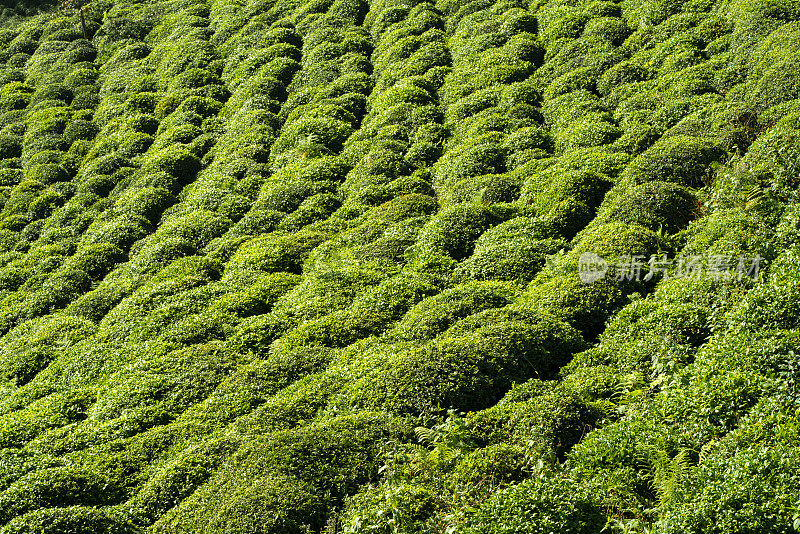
[578,252,762,284]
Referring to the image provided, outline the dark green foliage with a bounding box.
[461,474,605,534]
[623,134,725,187]
[390,281,518,341]
[410,203,500,260]
[25,164,70,185]
[0,135,22,159]
[337,311,585,414]
[0,0,795,530]
[594,181,700,233]
[0,467,122,524]
[1,507,138,534]
[458,217,567,283]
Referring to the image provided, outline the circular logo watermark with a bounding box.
[578,252,608,284]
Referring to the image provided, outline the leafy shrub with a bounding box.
[257,179,326,214]
[554,115,622,153]
[516,273,630,340]
[458,217,567,284]
[655,396,800,534]
[502,125,551,154]
[63,119,98,145]
[0,467,122,524]
[30,84,72,107]
[226,209,285,237]
[0,314,95,386]
[24,164,70,185]
[213,272,301,318]
[2,180,45,219]
[443,38,539,105]
[227,230,329,274]
[152,124,202,151]
[6,37,37,57]
[724,246,800,332]
[80,214,152,250]
[410,203,500,260]
[161,472,325,534]
[338,310,584,414]
[273,273,436,354]
[598,59,649,96]
[737,125,800,202]
[520,167,613,217]
[460,473,605,534]
[0,388,95,449]
[441,173,521,205]
[389,281,515,341]
[1,506,137,534]
[0,135,22,159]
[464,378,604,454]
[272,111,356,163]
[0,1,796,531]
[140,147,201,193]
[680,208,775,258]
[574,295,713,378]
[153,412,405,532]
[278,192,341,231]
[176,95,223,118]
[433,134,506,192]
[91,341,242,420]
[623,134,725,187]
[594,181,700,233]
[752,50,800,110]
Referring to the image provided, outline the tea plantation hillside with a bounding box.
[0,0,798,531]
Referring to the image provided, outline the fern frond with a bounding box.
[643,446,693,508]
[415,426,437,446]
[744,184,763,211]
[698,440,715,464]
[431,443,461,465]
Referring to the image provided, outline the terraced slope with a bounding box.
[0,0,798,531]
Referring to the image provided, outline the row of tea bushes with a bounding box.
[0,0,797,530]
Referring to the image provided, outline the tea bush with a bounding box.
[0,467,122,524]
[226,229,329,274]
[390,281,518,341]
[91,342,242,420]
[152,412,407,532]
[0,0,796,530]
[461,473,606,534]
[655,396,800,534]
[593,181,699,233]
[0,314,94,386]
[335,311,583,415]
[623,134,725,187]
[458,217,567,284]
[410,203,500,260]
[1,506,138,534]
